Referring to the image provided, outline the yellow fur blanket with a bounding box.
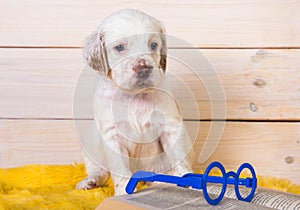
[0,164,299,209]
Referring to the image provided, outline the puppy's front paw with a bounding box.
[76,176,101,190]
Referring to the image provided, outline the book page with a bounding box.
[206,185,300,210]
[113,185,273,210]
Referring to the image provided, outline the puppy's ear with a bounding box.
[160,35,167,73]
[83,31,110,74]
[158,24,167,73]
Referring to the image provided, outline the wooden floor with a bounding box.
[0,0,299,184]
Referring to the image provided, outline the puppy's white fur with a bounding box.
[76,9,192,195]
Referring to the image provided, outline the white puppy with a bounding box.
[76,9,192,195]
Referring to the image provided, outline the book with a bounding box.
[97,184,300,210]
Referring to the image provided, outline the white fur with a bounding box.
[76,9,192,195]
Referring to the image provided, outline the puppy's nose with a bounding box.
[132,59,148,73]
[137,58,146,68]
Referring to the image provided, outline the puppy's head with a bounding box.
[84,9,167,92]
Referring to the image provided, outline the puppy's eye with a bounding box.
[115,44,125,52]
[150,42,158,51]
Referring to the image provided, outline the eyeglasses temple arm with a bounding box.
[126,171,202,194]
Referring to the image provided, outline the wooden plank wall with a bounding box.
[0,1,299,184]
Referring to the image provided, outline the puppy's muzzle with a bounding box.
[133,59,153,80]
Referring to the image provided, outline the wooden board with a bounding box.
[0,120,82,167]
[0,48,83,119]
[192,121,300,184]
[0,119,299,184]
[0,0,299,48]
[0,48,299,120]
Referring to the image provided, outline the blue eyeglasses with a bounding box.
[126,161,257,205]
